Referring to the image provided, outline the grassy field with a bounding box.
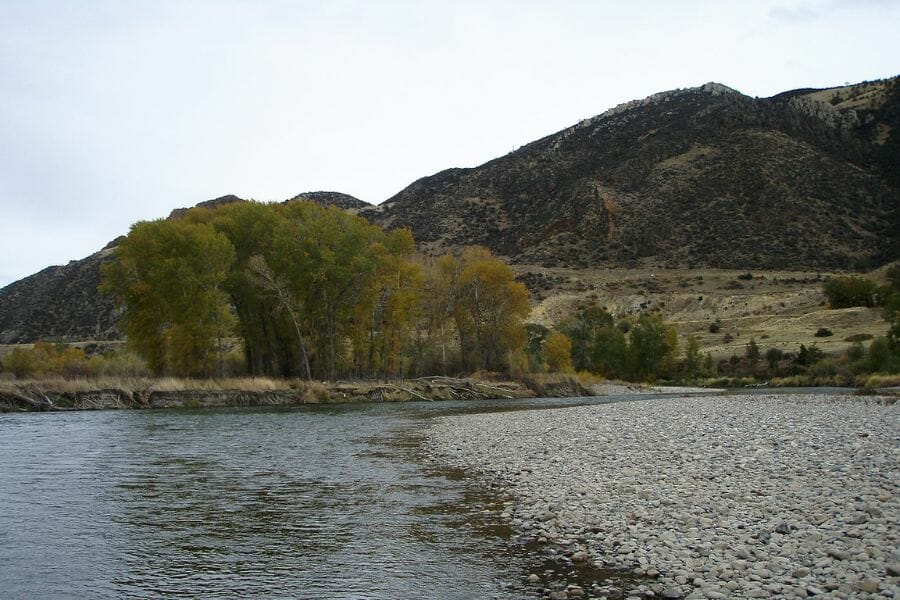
[519,264,890,359]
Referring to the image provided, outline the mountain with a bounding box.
[366,79,899,270]
[1,78,898,343]
[0,244,121,344]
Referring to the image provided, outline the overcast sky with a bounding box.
[2,0,898,288]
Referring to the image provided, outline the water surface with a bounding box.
[0,396,631,598]
[1,389,838,598]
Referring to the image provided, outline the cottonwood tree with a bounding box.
[452,247,530,372]
[626,314,678,381]
[544,331,573,372]
[101,219,235,376]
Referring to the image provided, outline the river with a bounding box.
[0,395,653,599]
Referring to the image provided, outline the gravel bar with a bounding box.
[423,394,899,599]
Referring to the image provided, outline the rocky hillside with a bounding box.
[366,78,899,271]
[0,245,120,344]
[2,78,898,343]
[288,191,371,212]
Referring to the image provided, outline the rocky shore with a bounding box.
[424,394,898,599]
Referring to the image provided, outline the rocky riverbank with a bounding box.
[424,394,899,599]
[0,374,594,412]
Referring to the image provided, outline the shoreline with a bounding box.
[423,394,898,599]
[0,374,597,412]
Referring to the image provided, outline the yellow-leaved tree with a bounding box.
[544,331,573,372]
[453,246,530,372]
[101,219,235,376]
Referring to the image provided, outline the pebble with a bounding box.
[424,394,899,597]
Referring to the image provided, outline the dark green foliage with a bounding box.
[524,324,550,372]
[847,342,865,363]
[682,335,702,382]
[866,337,900,373]
[795,343,825,367]
[881,268,900,351]
[558,307,676,381]
[823,276,878,308]
[559,306,614,372]
[765,347,784,371]
[626,315,678,381]
[708,320,721,334]
[745,338,760,363]
[591,326,628,379]
[814,327,833,337]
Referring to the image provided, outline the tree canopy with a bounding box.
[102,201,529,379]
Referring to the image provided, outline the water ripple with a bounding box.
[0,405,526,599]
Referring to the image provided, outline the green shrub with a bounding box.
[823,276,877,309]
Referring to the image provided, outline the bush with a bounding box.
[823,276,878,309]
[737,272,754,281]
[814,327,833,337]
[845,333,874,342]
[709,320,721,334]
[866,337,899,373]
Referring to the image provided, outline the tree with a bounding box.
[415,254,461,375]
[795,343,824,367]
[745,338,761,373]
[765,347,784,372]
[544,332,573,372]
[866,337,893,372]
[560,306,615,372]
[353,229,423,377]
[453,247,530,371]
[591,326,628,379]
[626,314,678,381]
[702,352,714,376]
[682,335,702,382]
[101,219,236,376]
[246,254,312,380]
[523,324,550,372]
[884,294,900,345]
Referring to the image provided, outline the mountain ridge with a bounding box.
[364,76,898,269]
[2,77,898,343]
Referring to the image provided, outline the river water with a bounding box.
[0,395,644,599]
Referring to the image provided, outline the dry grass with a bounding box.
[518,264,888,360]
[0,376,295,395]
[864,374,900,389]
